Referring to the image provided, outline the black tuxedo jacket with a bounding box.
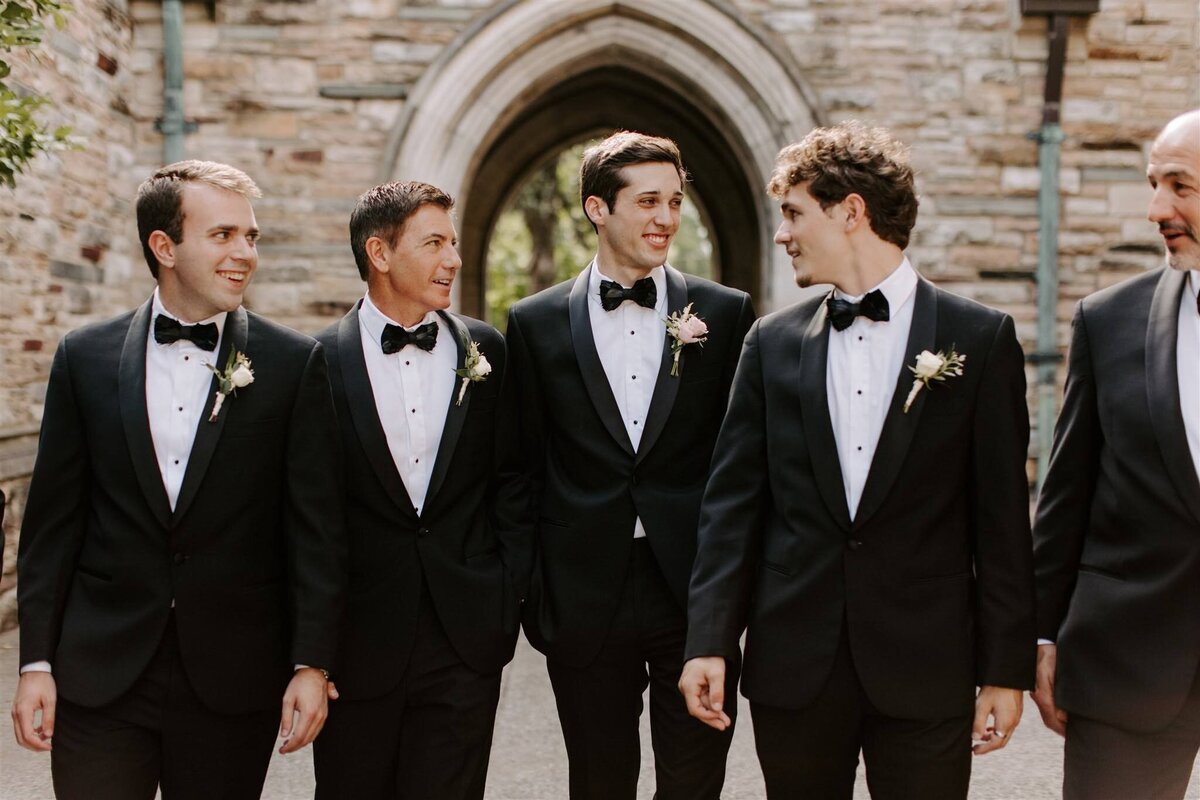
[17,300,346,715]
[317,305,532,699]
[685,278,1036,719]
[507,265,755,667]
[1034,267,1200,733]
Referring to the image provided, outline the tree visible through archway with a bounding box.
[484,141,715,330]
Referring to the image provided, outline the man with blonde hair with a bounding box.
[12,160,346,799]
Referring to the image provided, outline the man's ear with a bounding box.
[584,196,607,228]
[148,230,175,271]
[842,193,868,231]
[365,236,390,275]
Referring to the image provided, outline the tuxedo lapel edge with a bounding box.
[569,266,636,456]
[852,279,938,530]
[797,295,852,530]
[425,311,471,509]
[1145,268,1200,525]
[118,298,172,528]
[635,265,687,466]
[338,303,417,516]
[172,307,248,524]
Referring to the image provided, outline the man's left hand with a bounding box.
[278,667,329,754]
[971,685,1022,755]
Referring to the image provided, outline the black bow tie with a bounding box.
[599,277,657,312]
[381,321,438,355]
[154,314,219,351]
[826,290,890,332]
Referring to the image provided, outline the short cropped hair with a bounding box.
[579,131,687,231]
[136,160,261,278]
[349,181,454,280]
[767,121,918,249]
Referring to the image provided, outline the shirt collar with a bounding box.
[587,260,667,313]
[833,257,918,313]
[150,288,227,346]
[360,293,441,348]
[1187,270,1200,302]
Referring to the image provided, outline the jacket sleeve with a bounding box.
[684,320,769,661]
[1032,302,1100,641]
[969,313,1037,690]
[18,336,91,666]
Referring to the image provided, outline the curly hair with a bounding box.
[767,121,918,249]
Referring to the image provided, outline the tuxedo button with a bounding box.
[847,539,863,551]
[172,552,188,564]
[630,474,639,486]
[418,527,431,538]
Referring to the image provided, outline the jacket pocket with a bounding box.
[1078,564,1125,582]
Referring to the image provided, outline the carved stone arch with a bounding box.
[384,0,822,314]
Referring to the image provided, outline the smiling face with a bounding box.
[773,182,853,290]
[1147,111,1200,272]
[369,203,461,326]
[587,161,682,282]
[154,182,259,322]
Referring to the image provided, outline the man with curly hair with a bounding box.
[680,122,1036,798]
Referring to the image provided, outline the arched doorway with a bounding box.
[384,0,822,315]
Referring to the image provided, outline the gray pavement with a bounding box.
[1,627,1197,798]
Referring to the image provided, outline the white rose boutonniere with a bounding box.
[665,303,709,378]
[454,340,491,406]
[206,350,254,422]
[903,347,965,413]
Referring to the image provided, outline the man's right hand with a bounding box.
[11,671,57,752]
[679,656,731,731]
[1031,643,1068,737]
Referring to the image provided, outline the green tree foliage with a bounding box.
[486,140,715,330]
[1,1,73,189]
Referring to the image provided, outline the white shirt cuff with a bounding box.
[20,661,52,674]
[1037,638,1055,646]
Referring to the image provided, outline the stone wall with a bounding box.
[0,0,138,626]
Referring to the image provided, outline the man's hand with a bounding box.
[1031,643,1068,737]
[972,685,1022,755]
[11,671,56,752]
[278,667,329,754]
[679,657,731,731]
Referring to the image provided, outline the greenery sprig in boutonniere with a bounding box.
[665,303,708,378]
[206,350,254,421]
[903,347,965,413]
[454,340,491,406]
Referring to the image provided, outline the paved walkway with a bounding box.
[1,627,1196,798]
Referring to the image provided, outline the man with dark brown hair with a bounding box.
[12,160,345,799]
[313,181,532,799]
[508,131,755,799]
[681,122,1036,798]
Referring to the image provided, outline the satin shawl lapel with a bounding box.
[635,265,687,466]
[797,296,851,530]
[569,266,635,456]
[337,302,416,516]
[425,311,471,510]
[173,307,247,524]
[1146,268,1200,525]
[853,278,938,529]
[118,299,172,528]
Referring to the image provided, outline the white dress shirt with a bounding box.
[587,261,668,539]
[359,294,455,516]
[827,258,918,520]
[147,289,227,511]
[1178,270,1200,482]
